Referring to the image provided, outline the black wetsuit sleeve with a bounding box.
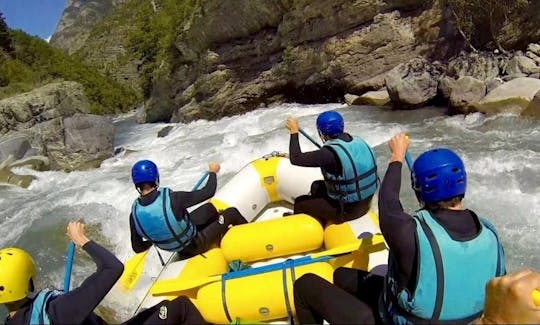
[378,161,417,286]
[47,241,124,325]
[170,172,217,217]
[289,133,339,173]
[130,212,153,253]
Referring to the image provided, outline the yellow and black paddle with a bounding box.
[119,171,210,291]
[150,234,386,296]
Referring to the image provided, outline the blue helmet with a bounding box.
[411,148,466,203]
[131,160,159,186]
[316,111,344,138]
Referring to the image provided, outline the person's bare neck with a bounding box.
[446,202,463,210]
[141,187,155,196]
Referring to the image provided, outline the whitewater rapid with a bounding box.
[0,103,538,321]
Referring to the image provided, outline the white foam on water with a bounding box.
[0,103,538,321]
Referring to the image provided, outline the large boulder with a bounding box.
[449,76,486,114]
[352,89,391,106]
[505,54,540,75]
[0,81,89,135]
[59,114,114,170]
[446,52,503,81]
[468,77,540,115]
[385,58,444,108]
[0,82,115,172]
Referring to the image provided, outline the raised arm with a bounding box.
[48,222,124,324]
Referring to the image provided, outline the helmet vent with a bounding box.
[426,173,437,180]
[0,286,4,291]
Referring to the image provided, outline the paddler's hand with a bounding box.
[388,132,409,163]
[208,162,220,174]
[285,117,299,134]
[475,269,540,324]
[66,221,90,247]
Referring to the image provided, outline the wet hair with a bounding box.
[425,195,464,211]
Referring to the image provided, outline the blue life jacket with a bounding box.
[381,210,506,324]
[132,187,196,252]
[322,136,378,203]
[29,290,60,325]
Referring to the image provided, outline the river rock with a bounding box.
[438,76,456,101]
[527,43,540,57]
[468,77,540,115]
[506,55,540,75]
[522,89,540,119]
[0,81,89,135]
[449,76,486,114]
[385,58,443,108]
[0,82,115,172]
[344,94,360,106]
[0,155,40,188]
[49,113,114,171]
[353,89,391,106]
[0,134,33,161]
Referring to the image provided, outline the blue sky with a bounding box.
[0,0,67,40]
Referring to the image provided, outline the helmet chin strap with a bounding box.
[136,181,159,195]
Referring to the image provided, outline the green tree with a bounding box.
[0,12,14,55]
[443,0,530,52]
[0,30,138,113]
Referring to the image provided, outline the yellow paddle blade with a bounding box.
[533,289,540,306]
[119,250,149,290]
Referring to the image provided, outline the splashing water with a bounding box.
[1,103,538,321]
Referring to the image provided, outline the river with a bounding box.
[1,103,538,321]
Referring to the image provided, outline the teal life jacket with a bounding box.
[29,290,60,325]
[132,187,196,252]
[381,210,506,324]
[321,136,378,203]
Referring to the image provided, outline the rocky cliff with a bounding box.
[50,0,540,122]
[50,0,126,54]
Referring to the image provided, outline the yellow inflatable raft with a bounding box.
[134,152,388,323]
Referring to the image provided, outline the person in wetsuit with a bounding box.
[130,160,247,258]
[1,221,208,325]
[293,132,506,324]
[285,111,378,224]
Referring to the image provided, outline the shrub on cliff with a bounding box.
[443,0,530,52]
[0,29,137,114]
[0,12,14,56]
[111,0,196,97]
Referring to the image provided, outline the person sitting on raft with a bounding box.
[1,221,209,325]
[293,132,506,324]
[284,110,378,225]
[130,160,247,258]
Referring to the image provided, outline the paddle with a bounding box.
[298,128,321,148]
[119,171,210,291]
[151,234,386,295]
[120,250,149,290]
[533,289,540,306]
[62,241,75,292]
[404,135,414,170]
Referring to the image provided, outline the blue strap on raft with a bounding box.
[220,255,331,322]
[281,258,297,324]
